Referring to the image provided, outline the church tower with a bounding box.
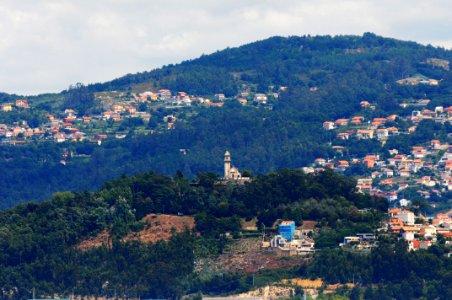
[224,151,231,179]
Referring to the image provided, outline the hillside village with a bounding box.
[307,101,452,202]
[2,80,451,256]
[386,208,452,251]
[1,32,452,299]
[0,86,280,146]
[297,95,452,253]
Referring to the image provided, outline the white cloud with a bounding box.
[0,0,451,95]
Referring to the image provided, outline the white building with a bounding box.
[254,93,268,103]
[420,225,437,238]
[399,199,411,207]
[397,210,415,225]
[323,121,335,130]
[402,231,415,241]
[223,151,250,182]
[214,94,225,101]
[269,234,315,255]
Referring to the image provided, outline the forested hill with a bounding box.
[89,33,452,102]
[0,33,452,209]
[0,169,388,298]
[1,169,451,299]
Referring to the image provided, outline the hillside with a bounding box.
[0,169,377,297]
[0,169,450,299]
[87,33,452,100]
[0,33,451,209]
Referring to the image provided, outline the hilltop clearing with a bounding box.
[77,213,195,250]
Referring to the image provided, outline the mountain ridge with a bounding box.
[3,32,448,98]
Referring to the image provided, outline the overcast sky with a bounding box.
[1,0,452,95]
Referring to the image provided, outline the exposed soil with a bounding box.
[76,214,195,250]
[125,213,195,243]
[77,229,111,251]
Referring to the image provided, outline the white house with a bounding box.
[397,210,415,225]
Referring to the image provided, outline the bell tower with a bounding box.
[224,151,231,179]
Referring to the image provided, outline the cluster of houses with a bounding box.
[395,60,447,86]
[304,139,451,204]
[0,99,29,112]
[0,101,41,144]
[359,141,452,198]
[323,104,452,142]
[0,85,286,146]
[132,87,283,107]
[0,102,153,145]
[316,99,452,205]
[340,207,452,253]
[387,208,452,251]
[135,89,194,107]
[323,114,402,141]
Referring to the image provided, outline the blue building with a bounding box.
[278,221,295,241]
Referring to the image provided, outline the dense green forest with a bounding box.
[1,33,452,208]
[0,169,450,299]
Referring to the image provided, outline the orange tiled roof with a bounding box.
[402,226,420,232]
[441,232,452,239]
[388,208,401,214]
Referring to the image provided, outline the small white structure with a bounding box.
[420,225,437,238]
[399,199,411,207]
[214,94,225,101]
[323,121,335,130]
[403,231,415,241]
[269,234,315,255]
[223,151,251,182]
[254,93,268,103]
[343,236,361,246]
[397,210,415,225]
[340,233,377,250]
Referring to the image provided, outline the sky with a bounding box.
[1,0,452,95]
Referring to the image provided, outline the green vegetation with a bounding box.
[0,33,450,299]
[0,33,452,209]
[0,168,450,299]
[0,169,384,299]
[0,108,47,127]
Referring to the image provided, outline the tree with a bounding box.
[350,286,361,300]
[363,287,374,299]
[63,83,95,115]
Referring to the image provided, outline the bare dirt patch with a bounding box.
[77,229,111,251]
[126,214,195,244]
[76,214,195,250]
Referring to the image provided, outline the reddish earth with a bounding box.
[125,214,195,243]
[76,214,195,250]
[77,229,111,251]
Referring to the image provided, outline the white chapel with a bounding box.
[223,151,250,182]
